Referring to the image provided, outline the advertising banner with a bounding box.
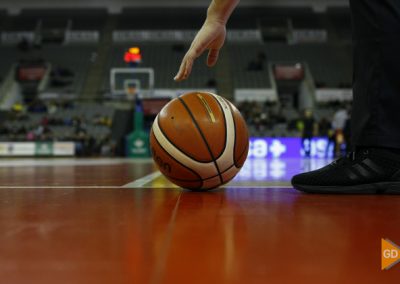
[35,142,53,156]
[0,142,75,156]
[249,137,334,159]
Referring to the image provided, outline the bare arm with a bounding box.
[207,0,239,24]
[174,0,239,81]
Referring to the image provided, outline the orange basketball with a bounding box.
[150,92,249,190]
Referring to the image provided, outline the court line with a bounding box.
[0,186,124,189]
[122,170,293,189]
[0,185,293,189]
[228,185,293,189]
[133,185,293,189]
[0,158,152,168]
[0,171,293,189]
[122,171,162,188]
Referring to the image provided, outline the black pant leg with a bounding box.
[350,0,400,148]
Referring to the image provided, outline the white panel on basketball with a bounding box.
[152,117,218,179]
[208,93,235,172]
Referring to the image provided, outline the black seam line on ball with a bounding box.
[152,128,203,187]
[201,162,240,181]
[153,132,203,181]
[208,94,227,161]
[169,162,240,190]
[157,115,212,164]
[236,143,249,167]
[178,97,223,185]
[169,161,242,190]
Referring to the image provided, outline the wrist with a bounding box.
[204,16,226,26]
[206,10,230,25]
[206,0,239,25]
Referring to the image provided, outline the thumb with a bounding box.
[207,49,220,67]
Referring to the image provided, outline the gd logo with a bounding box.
[382,238,400,270]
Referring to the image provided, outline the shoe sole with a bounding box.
[292,182,400,194]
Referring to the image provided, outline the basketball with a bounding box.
[150,92,249,190]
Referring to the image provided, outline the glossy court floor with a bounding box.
[0,157,399,284]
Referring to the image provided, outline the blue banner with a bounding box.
[249,137,334,159]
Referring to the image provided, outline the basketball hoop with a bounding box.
[124,79,141,101]
[110,67,154,98]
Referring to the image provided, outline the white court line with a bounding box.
[0,158,153,168]
[0,185,293,189]
[227,185,293,189]
[122,171,162,188]
[132,185,293,189]
[0,171,292,189]
[122,171,292,189]
[0,171,163,189]
[0,186,123,189]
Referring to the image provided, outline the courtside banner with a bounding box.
[53,142,75,156]
[0,142,36,156]
[0,142,75,156]
[35,142,53,156]
[249,137,333,159]
[0,143,9,155]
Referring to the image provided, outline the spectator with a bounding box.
[41,116,49,126]
[17,37,30,52]
[26,128,35,141]
[332,105,349,157]
[343,108,352,154]
[319,117,335,158]
[300,109,318,158]
[247,51,267,71]
[48,103,58,115]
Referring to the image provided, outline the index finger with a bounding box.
[174,30,212,81]
[174,52,195,81]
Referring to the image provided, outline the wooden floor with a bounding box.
[0,158,399,284]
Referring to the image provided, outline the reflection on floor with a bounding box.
[0,157,333,189]
[134,158,334,189]
[234,157,332,183]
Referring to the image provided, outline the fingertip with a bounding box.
[207,60,216,67]
[174,72,186,82]
[207,49,219,67]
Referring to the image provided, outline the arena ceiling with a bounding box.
[1,0,349,14]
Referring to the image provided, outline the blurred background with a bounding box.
[0,0,352,159]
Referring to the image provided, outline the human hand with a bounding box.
[174,20,226,81]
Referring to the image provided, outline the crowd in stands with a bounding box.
[0,98,352,158]
[247,52,268,72]
[238,101,287,133]
[237,100,352,157]
[0,6,356,159]
[0,100,115,157]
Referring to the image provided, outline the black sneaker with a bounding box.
[291,148,400,193]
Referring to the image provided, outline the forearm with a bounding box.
[206,0,239,24]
